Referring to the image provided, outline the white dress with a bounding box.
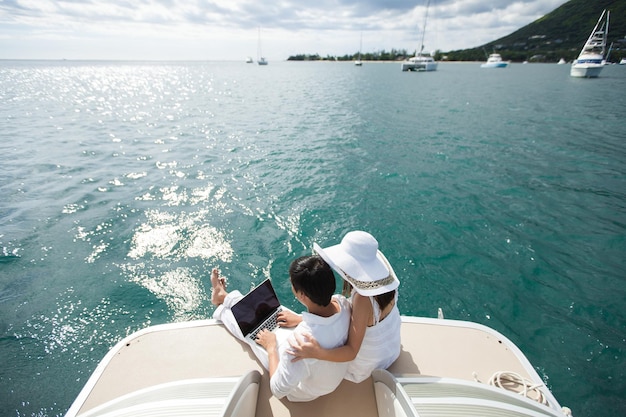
[345,291,401,383]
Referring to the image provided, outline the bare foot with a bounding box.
[210,268,228,306]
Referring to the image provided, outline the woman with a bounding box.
[285,230,401,383]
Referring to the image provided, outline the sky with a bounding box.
[0,0,570,60]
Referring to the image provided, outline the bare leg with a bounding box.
[210,268,228,306]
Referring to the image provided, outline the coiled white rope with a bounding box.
[473,371,572,415]
[488,371,548,405]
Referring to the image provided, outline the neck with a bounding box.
[307,298,338,317]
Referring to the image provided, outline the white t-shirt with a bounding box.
[270,294,351,401]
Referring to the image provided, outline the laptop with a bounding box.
[231,278,284,342]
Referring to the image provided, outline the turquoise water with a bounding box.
[1,60,624,416]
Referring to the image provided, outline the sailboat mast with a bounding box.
[605,10,610,57]
[257,26,261,61]
[419,0,431,54]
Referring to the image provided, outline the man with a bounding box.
[210,255,350,401]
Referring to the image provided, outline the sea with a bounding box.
[0,59,624,417]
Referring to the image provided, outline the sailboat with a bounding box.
[401,0,438,72]
[257,27,268,66]
[570,9,609,78]
[355,32,363,66]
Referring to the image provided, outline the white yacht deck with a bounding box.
[69,317,552,417]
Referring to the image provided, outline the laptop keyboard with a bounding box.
[249,307,282,340]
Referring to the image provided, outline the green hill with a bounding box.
[445,0,626,62]
[287,0,626,62]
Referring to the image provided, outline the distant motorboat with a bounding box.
[481,53,508,68]
[570,9,609,78]
[557,58,566,65]
[401,0,438,72]
[246,57,253,63]
[620,58,626,65]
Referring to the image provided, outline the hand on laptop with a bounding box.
[277,310,302,328]
[255,328,277,350]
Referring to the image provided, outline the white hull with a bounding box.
[481,62,508,68]
[570,63,604,78]
[481,54,508,68]
[65,317,571,417]
[401,58,438,72]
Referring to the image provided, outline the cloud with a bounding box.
[0,0,569,60]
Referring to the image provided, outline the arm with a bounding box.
[277,309,303,328]
[255,329,280,377]
[289,293,371,362]
[257,328,309,399]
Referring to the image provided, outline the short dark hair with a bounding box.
[289,255,335,306]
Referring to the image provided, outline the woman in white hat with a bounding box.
[286,230,401,383]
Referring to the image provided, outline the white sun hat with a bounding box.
[313,231,399,296]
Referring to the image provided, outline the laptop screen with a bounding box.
[231,279,281,336]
